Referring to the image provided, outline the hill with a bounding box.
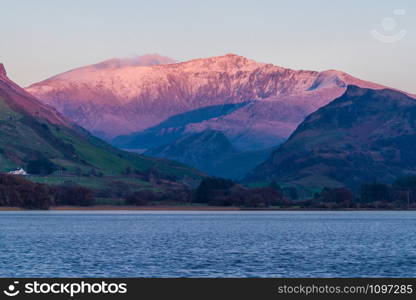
[0,63,202,192]
[246,86,416,189]
[145,129,275,179]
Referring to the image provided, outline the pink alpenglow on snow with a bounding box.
[0,63,72,127]
[26,54,388,149]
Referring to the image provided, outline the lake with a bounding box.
[0,211,415,277]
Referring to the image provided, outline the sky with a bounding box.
[1,0,415,93]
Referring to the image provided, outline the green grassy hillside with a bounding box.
[0,65,204,197]
[0,95,200,178]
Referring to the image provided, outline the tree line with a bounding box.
[2,174,416,210]
[0,175,95,209]
[124,176,416,209]
[292,176,416,209]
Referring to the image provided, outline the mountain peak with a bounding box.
[0,63,7,79]
[209,53,254,63]
[180,53,268,73]
[223,53,242,59]
[343,84,415,101]
[26,54,389,140]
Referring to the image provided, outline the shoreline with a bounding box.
[51,205,242,211]
[1,205,416,211]
[0,205,241,211]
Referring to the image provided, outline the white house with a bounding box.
[8,168,28,175]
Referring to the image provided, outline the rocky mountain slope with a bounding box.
[246,86,416,188]
[145,129,275,179]
[0,63,201,183]
[27,54,386,150]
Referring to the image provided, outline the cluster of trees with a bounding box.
[51,184,95,206]
[0,175,95,209]
[124,178,290,208]
[3,172,416,210]
[97,180,133,198]
[193,177,289,207]
[297,176,416,209]
[360,176,416,208]
[294,187,356,209]
[0,174,51,209]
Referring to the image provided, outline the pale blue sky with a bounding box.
[1,0,415,92]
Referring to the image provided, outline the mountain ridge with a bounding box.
[26,54,388,147]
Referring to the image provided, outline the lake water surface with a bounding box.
[0,211,415,277]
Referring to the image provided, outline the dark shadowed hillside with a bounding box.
[246,86,416,188]
[145,129,275,179]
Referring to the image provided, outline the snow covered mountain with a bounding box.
[26,54,387,150]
